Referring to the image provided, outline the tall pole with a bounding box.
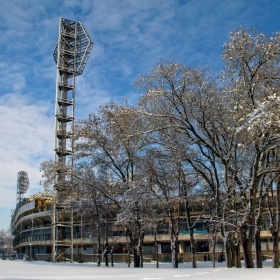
[52,17,93,263]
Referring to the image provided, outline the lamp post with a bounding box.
[29,242,32,260]
[17,230,21,259]
[20,221,22,259]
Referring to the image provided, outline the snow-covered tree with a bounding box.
[74,102,149,267]
[136,60,233,267]
[223,27,280,268]
[0,229,13,257]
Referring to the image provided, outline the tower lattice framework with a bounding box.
[52,17,93,262]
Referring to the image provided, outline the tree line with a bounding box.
[41,27,280,268]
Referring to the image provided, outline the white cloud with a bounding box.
[0,93,54,208]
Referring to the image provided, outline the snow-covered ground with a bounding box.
[0,260,279,280]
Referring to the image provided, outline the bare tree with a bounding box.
[69,169,116,265]
[223,27,280,268]
[136,60,234,267]
[0,229,13,257]
[74,102,149,267]
[116,181,156,268]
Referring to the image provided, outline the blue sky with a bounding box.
[0,0,280,230]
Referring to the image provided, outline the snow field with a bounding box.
[0,260,279,280]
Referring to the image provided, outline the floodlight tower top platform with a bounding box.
[17,171,29,203]
[53,18,94,76]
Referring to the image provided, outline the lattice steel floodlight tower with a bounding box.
[17,171,29,204]
[52,17,93,262]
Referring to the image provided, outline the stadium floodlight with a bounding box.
[52,17,93,263]
[17,171,29,203]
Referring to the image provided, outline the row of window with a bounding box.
[13,234,51,246]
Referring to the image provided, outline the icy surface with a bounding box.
[0,260,279,280]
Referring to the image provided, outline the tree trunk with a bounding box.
[170,236,178,268]
[110,249,114,267]
[210,229,217,268]
[234,242,241,268]
[190,237,197,268]
[272,233,279,268]
[140,251,143,268]
[139,243,143,268]
[127,252,131,267]
[230,243,235,267]
[228,238,235,267]
[132,240,140,268]
[97,249,101,266]
[241,237,254,268]
[271,179,280,268]
[96,230,101,266]
[104,252,109,266]
[212,247,216,268]
[186,202,197,268]
[155,241,159,268]
[254,227,262,268]
[127,230,140,268]
[255,188,264,269]
[139,230,145,268]
[168,207,179,269]
[225,240,232,268]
